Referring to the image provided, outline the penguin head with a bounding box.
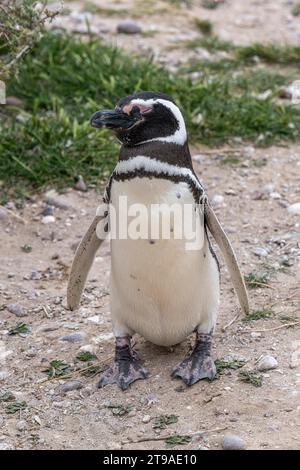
[90,91,187,146]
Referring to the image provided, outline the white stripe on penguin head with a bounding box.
[129,98,187,146]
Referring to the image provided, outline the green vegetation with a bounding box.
[194,18,213,36]
[242,309,274,322]
[5,400,27,414]
[1,31,300,198]
[43,359,72,378]
[153,414,178,429]
[165,434,191,448]
[106,403,133,416]
[239,370,263,387]
[8,322,30,336]
[244,272,270,289]
[215,358,246,374]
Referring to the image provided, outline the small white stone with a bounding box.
[257,355,278,372]
[87,315,100,324]
[211,194,224,208]
[222,434,246,450]
[142,415,151,423]
[288,202,300,215]
[251,332,261,338]
[16,420,27,432]
[42,215,55,224]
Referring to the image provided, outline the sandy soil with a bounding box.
[0,0,300,451]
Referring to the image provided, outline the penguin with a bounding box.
[67,91,249,390]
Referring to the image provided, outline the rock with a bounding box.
[0,371,9,381]
[257,355,278,372]
[7,303,27,317]
[0,442,12,450]
[74,175,87,192]
[290,340,300,369]
[29,271,42,280]
[222,434,246,450]
[142,415,151,423]
[78,344,98,355]
[253,247,268,257]
[61,333,84,343]
[87,315,101,324]
[6,96,24,107]
[41,205,54,216]
[288,202,300,215]
[42,215,56,224]
[25,346,37,358]
[44,190,71,210]
[0,208,6,221]
[54,380,83,395]
[211,194,224,208]
[278,87,293,100]
[117,20,142,34]
[16,420,27,432]
[251,332,261,338]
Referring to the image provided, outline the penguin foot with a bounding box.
[171,331,216,386]
[97,336,149,391]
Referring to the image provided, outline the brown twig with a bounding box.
[0,205,27,224]
[222,313,240,332]
[45,356,113,382]
[127,426,228,445]
[241,321,300,334]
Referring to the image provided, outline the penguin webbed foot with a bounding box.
[171,331,216,386]
[97,337,149,391]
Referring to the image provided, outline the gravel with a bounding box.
[222,434,246,450]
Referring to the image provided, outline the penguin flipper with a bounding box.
[204,202,250,315]
[67,212,108,311]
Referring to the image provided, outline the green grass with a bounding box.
[194,18,213,36]
[215,358,246,374]
[239,370,263,387]
[244,272,270,289]
[292,3,300,16]
[153,414,178,429]
[243,309,274,322]
[1,31,300,197]
[165,434,191,448]
[236,43,300,65]
[8,322,30,336]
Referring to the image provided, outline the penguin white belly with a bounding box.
[109,177,220,347]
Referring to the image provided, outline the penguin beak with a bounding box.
[90,109,140,130]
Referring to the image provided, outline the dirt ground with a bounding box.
[1,0,300,451]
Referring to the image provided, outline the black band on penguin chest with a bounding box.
[105,141,204,203]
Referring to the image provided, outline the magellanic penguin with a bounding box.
[67,91,249,390]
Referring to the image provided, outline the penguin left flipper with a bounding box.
[204,202,250,315]
[67,210,108,311]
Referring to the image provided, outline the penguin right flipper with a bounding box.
[204,202,250,315]
[67,210,108,311]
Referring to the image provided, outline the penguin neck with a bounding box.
[119,140,193,170]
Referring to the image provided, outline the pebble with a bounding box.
[61,333,84,343]
[142,415,151,424]
[54,380,83,395]
[288,202,300,215]
[42,215,56,224]
[29,271,42,280]
[16,420,27,432]
[289,340,300,369]
[251,332,261,338]
[257,355,278,372]
[253,247,268,257]
[211,194,224,208]
[222,434,246,450]
[44,190,71,210]
[117,20,142,34]
[41,205,54,217]
[74,175,87,192]
[0,371,9,381]
[0,208,6,221]
[7,303,27,317]
[78,344,98,355]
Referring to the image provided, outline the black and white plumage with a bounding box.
[67,91,249,390]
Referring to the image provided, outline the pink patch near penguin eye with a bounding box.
[123,103,152,114]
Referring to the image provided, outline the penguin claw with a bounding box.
[97,359,149,391]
